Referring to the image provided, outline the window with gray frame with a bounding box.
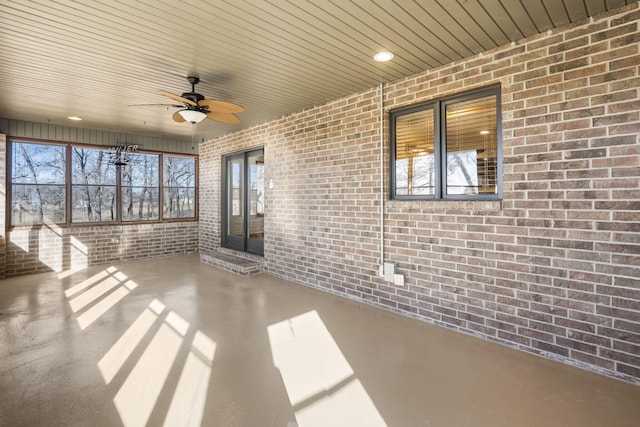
[390,85,502,200]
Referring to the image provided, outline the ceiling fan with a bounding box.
[159,76,243,124]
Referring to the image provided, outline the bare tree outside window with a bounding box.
[121,153,159,221]
[163,156,196,218]
[11,142,66,225]
[9,140,196,227]
[72,147,117,222]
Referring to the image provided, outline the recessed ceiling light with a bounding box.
[67,116,82,121]
[480,130,490,135]
[373,51,394,62]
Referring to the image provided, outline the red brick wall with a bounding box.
[199,4,640,383]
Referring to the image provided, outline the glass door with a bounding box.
[223,153,245,251]
[247,150,264,255]
[222,148,264,256]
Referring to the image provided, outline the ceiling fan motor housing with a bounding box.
[180,92,205,105]
[159,75,243,124]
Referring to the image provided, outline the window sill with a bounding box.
[8,218,198,231]
[387,199,503,214]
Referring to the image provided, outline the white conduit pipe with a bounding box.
[379,82,385,270]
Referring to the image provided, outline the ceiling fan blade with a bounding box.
[160,90,197,106]
[127,103,182,107]
[206,112,240,124]
[172,111,186,123]
[199,99,244,113]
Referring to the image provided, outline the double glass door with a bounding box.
[222,148,264,256]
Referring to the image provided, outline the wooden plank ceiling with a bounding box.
[0,0,636,142]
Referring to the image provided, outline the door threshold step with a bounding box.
[200,251,263,276]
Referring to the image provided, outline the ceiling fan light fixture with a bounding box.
[178,109,207,123]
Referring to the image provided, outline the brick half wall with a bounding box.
[5,222,198,277]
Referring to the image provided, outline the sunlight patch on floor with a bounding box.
[64,267,115,298]
[69,276,122,313]
[82,290,216,427]
[163,331,217,427]
[114,320,183,427]
[268,310,386,427]
[65,265,217,426]
[64,266,139,330]
[98,299,166,384]
[58,267,84,280]
[76,279,137,330]
[295,379,387,427]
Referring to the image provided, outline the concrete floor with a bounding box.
[1,254,639,427]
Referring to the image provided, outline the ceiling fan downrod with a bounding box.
[187,76,200,91]
[181,76,204,104]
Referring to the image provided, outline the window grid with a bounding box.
[390,86,502,201]
[8,140,198,227]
